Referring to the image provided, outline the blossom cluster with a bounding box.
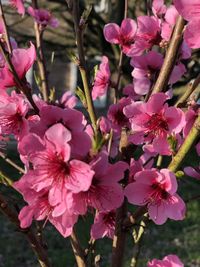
[0,0,199,265]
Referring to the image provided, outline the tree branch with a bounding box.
[32,0,50,102]
[70,229,86,267]
[71,0,98,135]
[168,115,200,173]
[152,16,185,94]
[0,192,51,267]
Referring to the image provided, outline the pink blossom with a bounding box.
[27,7,59,28]
[0,43,36,90]
[16,189,77,237]
[124,93,185,155]
[30,105,91,158]
[18,123,94,210]
[99,116,111,135]
[58,91,77,109]
[104,18,137,55]
[123,84,140,100]
[161,5,179,41]
[69,152,128,214]
[0,91,29,139]
[108,97,131,132]
[9,0,25,15]
[174,0,200,48]
[91,210,116,239]
[173,0,200,21]
[91,210,116,240]
[125,169,186,224]
[131,51,163,95]
[131,51,186,95]
[92,56,111,100]
[128,16,161,56]
[152,0,167,17]
[183,108,198,137]
[148,254,184,267]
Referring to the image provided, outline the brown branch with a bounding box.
[0,42,39,114]
[32,0,50,102]
[0,152,25,174]
[70,229,86,267]
[0,192,51,267]
[0,0,12,54]
[175,73,200,107]
[152,16,185,94]
[111,129,130,267]
[112,200,127,267]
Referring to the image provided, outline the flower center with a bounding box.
[144,113,169,136]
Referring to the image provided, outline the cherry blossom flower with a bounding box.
[131,51,186,95]
[152,0,167,17]
[128,16,161,56]
[125,169,186,225]
[174,0,200,48]
[57,91,77,109]
[183,107,199,137]
[108,97,131,133]
[123,84,140,100]
[27,7,59,28]
[0,43,36,90]
[92,56,111,100]
[68,152,128,215]
[148,254,184,267]
[161,5,179,41]
[30,105,91,158]
[0,91,29,139]
[18,123,94,211]
[124,93,185,155]
[104,18,137,55]
[9,0,25,16]
[16,188,77,237]
[131,51,163,95]
[91,210,116,240]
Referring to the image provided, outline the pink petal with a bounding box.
[120,18,137,39]
[104,23,120,44]
[184,166,200,180]
[184,20,200,49]
[125,183,150,205]
[174,0,200,21]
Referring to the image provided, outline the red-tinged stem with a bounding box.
[0,41,39,114]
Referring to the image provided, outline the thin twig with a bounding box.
[70,229,86,267]
[168,115,200,173]
[71,0,98,135]
[32,0,50,102]
[0,192,51,267]
[175,74,200,107]
[0,0,12,54]
[0,152,25,174]
[131,218,147,267]
[0,42,39,114]
[152,16,185,94]
[0,170,13,186]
